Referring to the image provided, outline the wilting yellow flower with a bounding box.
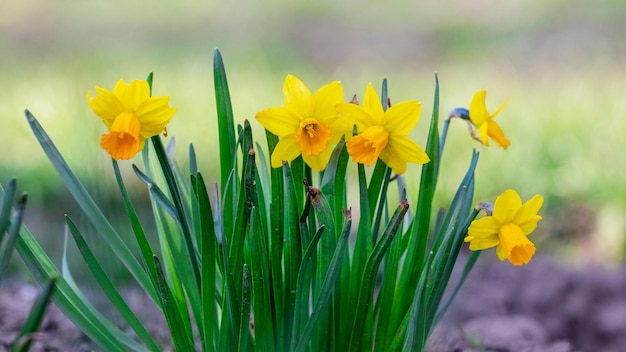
[469,90,510,149]
[87,79,176,160]
[335,83,429,174]
[465,189,543,266]
[255,74,345,171]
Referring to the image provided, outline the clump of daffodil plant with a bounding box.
[16,49,542,352]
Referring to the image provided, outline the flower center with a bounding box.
[346,125,389,166]
[498,223,536,266]
[100,112,142,160]
[294,118,332,156]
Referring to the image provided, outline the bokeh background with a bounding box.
[2,0,626,272]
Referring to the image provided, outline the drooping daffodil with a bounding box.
[335,83,430,174]
[464,189,543,266]
[87,79,176,160]
[468,90,510,149]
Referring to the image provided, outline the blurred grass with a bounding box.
[2,0,626,263]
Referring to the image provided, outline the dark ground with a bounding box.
[2,255,626,351]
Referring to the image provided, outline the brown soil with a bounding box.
[2,256,626,351]
[428,255,626,352]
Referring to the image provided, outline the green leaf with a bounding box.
[349,199,409,352]
[291,225,325,351]
[281,159,302,349]
[433,250,481,325]
[111,160,159,298]
[191,172,217,351]
[389,74,440,344]
[214,49,238,239]
[247,205,275,351]
[0,193,26,285]
[65,215,161,351]
[216,183,240,351]
[403,150,479,351]
[149,136,201,286]
[10,278,55,352]
[153,255,196,351]
[23,109,154,299]
[320,138,349,230]
[16,227,143,351]
[237,265,252,352]
[0,178,17,242]
[295,190,351,351]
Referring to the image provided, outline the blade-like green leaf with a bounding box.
[433,250,481,325]
[389,75,440,344]
[247,205,275,351]
[65,216,160,351]
[24,109,154,299]
[10,278,55,352]
[153,255,195,351]
[291,225,325,351]
[191,172,217,352]
[214,48,238,239]
[0,193,26,285]
[0,178,17,242]
[237,265,251,352]
[17,227,143,352]
[111,160,158,298]
[403,150,478,351]
[149,136,201,285]
[349,199,409,352]
[295,198,351,352]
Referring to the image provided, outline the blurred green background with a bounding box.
[2,0,626,267]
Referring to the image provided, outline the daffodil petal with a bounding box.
[469,90,488,126]
[256,107,301,136]
[313,80,343,121]
[378,142,408,174]
[271,133,301,168]
[379,136,429,174]
[335,103,372,133]
[362,83,385,125]
[491,98,510,118]
[328,117,351,142]
[478,122,490,146]
[467,237,500,251]
[495,244,508,261]
[283,74,314,118]
[86,87,124,126]
[385,101,421,136]
[492,189,522,223]
[302,146,333,171]
[487,120,510,149]
[467,216,500,239]
[136,97,177,137]
[114,79,151,112]
[515,194,544,235]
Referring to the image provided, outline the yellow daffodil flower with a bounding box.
[469,90,510,149]
[465,189,543,266]
[335,83,429,174]
[255,74,345,171]
[87,79,176,160]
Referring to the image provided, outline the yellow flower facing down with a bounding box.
[335,83,430,174]
[464,189,543,266]
[87,79,177,160]
[255,74,345,171]
[469,90,510,149]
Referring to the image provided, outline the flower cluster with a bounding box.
[255,75,430,173]
[86,75,542,266]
